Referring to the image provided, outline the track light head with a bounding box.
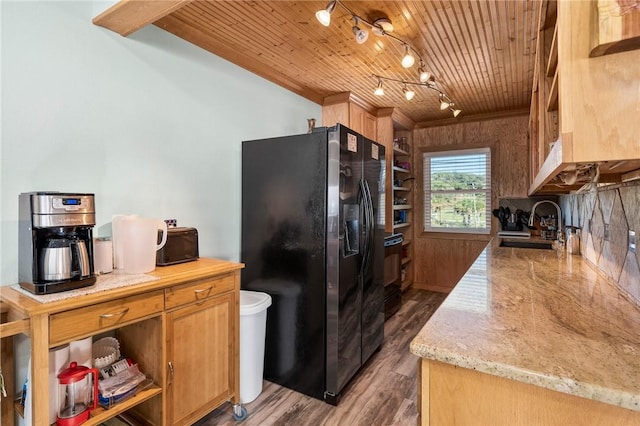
[403,85,415,101]
[401,44,415,68]
[352,17,369,44]
[316,0,337,26]
[449,104,462,117]
[419,68,432,83]
[374,80,384,96]
[353,27,369,44]
[439,94,450,110]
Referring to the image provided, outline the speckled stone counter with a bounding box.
[410,239,640,412]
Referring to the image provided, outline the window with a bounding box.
[423,148,491,233]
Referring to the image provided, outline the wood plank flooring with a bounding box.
[196,289,447,426]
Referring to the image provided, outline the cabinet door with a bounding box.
[363,112,377,141]
[166,292,236,426]
[349,103,378,140]
[349,103,365,135]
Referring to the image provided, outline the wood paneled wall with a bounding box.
[412,114,530,292]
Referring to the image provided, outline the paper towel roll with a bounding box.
[49,345,70,424]
[69,336,92,368]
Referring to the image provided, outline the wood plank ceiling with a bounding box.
[103,1,543,125]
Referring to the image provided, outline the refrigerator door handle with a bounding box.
[363,179,375,272]
[359,178,375,274]
[358,178,369,274]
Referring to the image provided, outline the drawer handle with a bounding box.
[99,307,130,319]
[194,287,213,296]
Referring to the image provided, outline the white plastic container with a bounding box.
[239,290,272,403]
[112,216,167,274]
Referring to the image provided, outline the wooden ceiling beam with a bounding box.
[93,0,194,36]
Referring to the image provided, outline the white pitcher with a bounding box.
[112,215,168,274]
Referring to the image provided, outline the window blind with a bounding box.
[423,148,491,233]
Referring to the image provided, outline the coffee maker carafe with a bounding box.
[41,233,91,281]
[19,192,97,294]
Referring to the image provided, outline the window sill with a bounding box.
[418,231,492,241]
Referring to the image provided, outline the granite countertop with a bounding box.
[410,239,640,412]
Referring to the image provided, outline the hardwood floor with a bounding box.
[196,289,447,426]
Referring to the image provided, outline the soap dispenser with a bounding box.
[566,227,581,255]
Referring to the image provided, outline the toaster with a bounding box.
[156,227,199,266]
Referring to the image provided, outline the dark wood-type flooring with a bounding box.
[196,289,446,426]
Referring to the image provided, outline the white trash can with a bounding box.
[239,290,272,404]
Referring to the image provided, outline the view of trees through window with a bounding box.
[430,172,486,228]
[424,149,490,233]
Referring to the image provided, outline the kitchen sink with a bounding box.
[499,240,554,250]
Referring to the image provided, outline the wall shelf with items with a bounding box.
[377,107,416,292]
[393,133,414,291]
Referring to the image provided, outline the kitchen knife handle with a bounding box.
[100,307,130,319]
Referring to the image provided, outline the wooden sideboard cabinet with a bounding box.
[0,258,243,426]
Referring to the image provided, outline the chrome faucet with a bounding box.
[528,200,564,242]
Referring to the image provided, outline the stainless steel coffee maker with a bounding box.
[19,192,97,294]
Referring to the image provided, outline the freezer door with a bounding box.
[326,125,363,401]
[361,137,386,364]
[241,131,328,400]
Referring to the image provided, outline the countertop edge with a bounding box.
[410,340,640,412]
[409,239,640,413]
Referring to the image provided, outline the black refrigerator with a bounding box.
[241,124,386,405]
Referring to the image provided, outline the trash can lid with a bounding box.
[240,290,272,315]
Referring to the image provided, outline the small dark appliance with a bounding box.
[19,192,96,295]
[383,233,403,320]
[156,227,199,266]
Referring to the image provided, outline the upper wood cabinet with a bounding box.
[322,92,377,141]
[590,0,640,57]
[529,0,640,194]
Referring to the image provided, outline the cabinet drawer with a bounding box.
[50,290,164,346]
[165,274,235,310]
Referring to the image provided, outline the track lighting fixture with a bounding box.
[401,44,415,68]
[315,1,461,114]
[314,1,426,75]
[374,80,384,96]
[373,74,462,117]
[403,85,415,101]
[315,0,337,27]
[352,17,369,44]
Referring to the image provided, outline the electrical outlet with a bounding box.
[165,219,177,228]
[630,230,636,253]
[604,223,610,241]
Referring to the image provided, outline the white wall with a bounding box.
[0,1,321,284]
